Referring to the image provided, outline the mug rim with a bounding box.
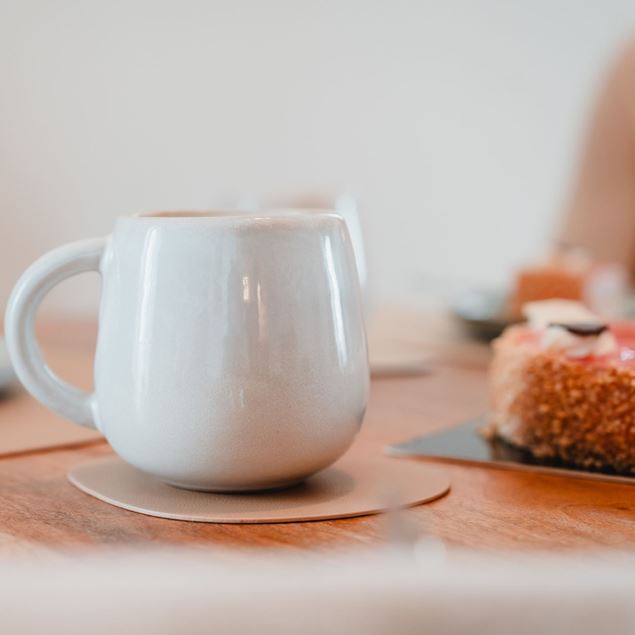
[125,209,342,223]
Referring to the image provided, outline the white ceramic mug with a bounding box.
[4,211,369,491]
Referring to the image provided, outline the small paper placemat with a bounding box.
[0,339,102,456]
[369,347,432,378]
[68,452,450,524]
[0,339,15,392]
[0,390,101,456]
[386,417,635,485]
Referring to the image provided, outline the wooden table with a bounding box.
[1,315,634,555]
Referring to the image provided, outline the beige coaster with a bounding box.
[68,453,450,523]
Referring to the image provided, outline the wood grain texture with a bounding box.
[0,317,634,552]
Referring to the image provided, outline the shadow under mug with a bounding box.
[4,211,369,491]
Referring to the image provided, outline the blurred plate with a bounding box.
[386,417,635,484]
[450,289,518,341]
[0,338,16,392]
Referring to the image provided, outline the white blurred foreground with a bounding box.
[0,548,634,634]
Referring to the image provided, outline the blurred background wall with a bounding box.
[1,0,634,316]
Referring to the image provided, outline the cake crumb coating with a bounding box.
[488,328,635,473]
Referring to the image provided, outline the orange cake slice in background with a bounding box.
[486,300,635,473]
[508,251,627,319]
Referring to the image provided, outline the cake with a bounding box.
[508,252,626,319]
[486,300,635,473]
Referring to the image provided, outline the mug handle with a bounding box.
[4,237,107,430]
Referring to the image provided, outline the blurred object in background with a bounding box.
[413,270,517,342]
[3,548,635,634]
[448,246,629,342]
[503,37,635,329]
[508,247,627,319]
[450,38,635,342]
[450,251,628,342]
[334,194,368,304]
[450,287,514,342]
[560,39,635,277]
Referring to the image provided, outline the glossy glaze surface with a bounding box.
[6,212,369,491]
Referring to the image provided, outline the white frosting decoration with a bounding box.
[522,300,617,358]
[540,325,617,358]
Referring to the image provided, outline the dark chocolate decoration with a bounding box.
[548,322,608,337]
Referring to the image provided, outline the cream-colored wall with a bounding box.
[1,1,634,315]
